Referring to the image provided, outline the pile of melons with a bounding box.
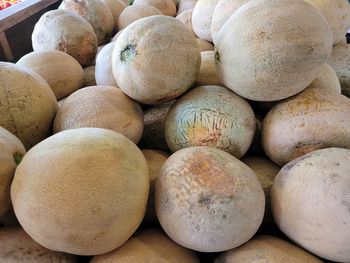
[0,0,350,262]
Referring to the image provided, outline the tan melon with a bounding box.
[210,0,250,42]
[177,0,197,14]
[11,128,149,255]
[195,51,222,86]
[0,127,26,160]
[191,0,220,42]
[133,0,176,16]
[241,156,279,227]
[197,38,214,51]
[215,235,323,263]
[141,149,170,225]
[176,8,195,36]
[0,63,58,149]
[303,0,350,45]
[53,86,143,143]
[262,88,350,166]
[271,148,350,262]
[307,63,341,94]
[156,146,265,252]
[17,50,84,100]
[101,0,127,29]
[0,227,77,262]
[165,86,256,158]
[90,229,199,262]
[95,43,118,87]
[140,101,174,151]
[59,0,114,45]
[83,66,97,86]
[32,10,98,67]
[328,40,350,97]
[117,4,162,30]
[215,0,333,101]
[112,15,200,105]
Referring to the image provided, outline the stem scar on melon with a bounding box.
[215,51,220,64]
[121,44,137,62]
[13,152,23,165]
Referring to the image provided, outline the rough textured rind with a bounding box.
[17,50,84,100]
[303,0,350,45]
[328,40,350,97]
[262,88,350,166]
[0,227,77,263]
[0,62,58,150]
[90,229,200,262]
[11,128,149,255]
[215,235,323,263]
[53,86,143,143]
[155,146,265,252]
[191,0,219,42]
[141,150,170,225]
[195,51,222,86]
[32,10,98,67]
[101,0,127,30]
[112,15,201,105]
[133,0,176,16]
[271,148,350,262]
[140,101,174,151]
[210,0,249,42]
[59,0,114,45]
[95,43,118,87]
[117,4,163,31]
[215,0,333,101]
[165,86,256,158]
[241,156,279,227]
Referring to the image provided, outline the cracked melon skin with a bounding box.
[215,0,333,101]
[215,235,323,263]
[11,128,149,256]
[155,146,265,252]
[91,229,199,263]
[271,148,350,262]
[0,62,58,150]
[32,10,98,67]
[262,87,350,166]
[0,227,77,263]
[112,15,200,105]
[165,85,255,158]
[59,0,114,45]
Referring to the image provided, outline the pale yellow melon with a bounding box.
[101,0,127,29]
[59,0,114,45]
[11,128,149,255]
[32,10,98,67]
[215,0,333,101]
[17,50,84,100]
[53,86,143,143]
[90,229,199,262]
[95,42,118,87]
[133,0,176,16]
[0,62,58,149]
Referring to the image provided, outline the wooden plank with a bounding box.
[0,0,60,32]
[0,31,13,61]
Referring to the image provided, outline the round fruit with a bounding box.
[271,148,350,262]
[112,15,200,105]
[53,86,143,143]
[0,62,57,149]
[133,0,176,16]
[32,10,98,67]
[155,146,265,252]
[101,0,127,29]
[95,43,118,87]
[165,85,255,158]
[215,0,333,101]
[11,128,149,255]
[17,50,84,100]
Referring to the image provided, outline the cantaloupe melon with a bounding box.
[101,0,127,29]
[95,43,118,87]
[133,0,176,16]
[0,62,58,149]
[11,128,149,255]
[17,50,84,100]
[32,10,98,67]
